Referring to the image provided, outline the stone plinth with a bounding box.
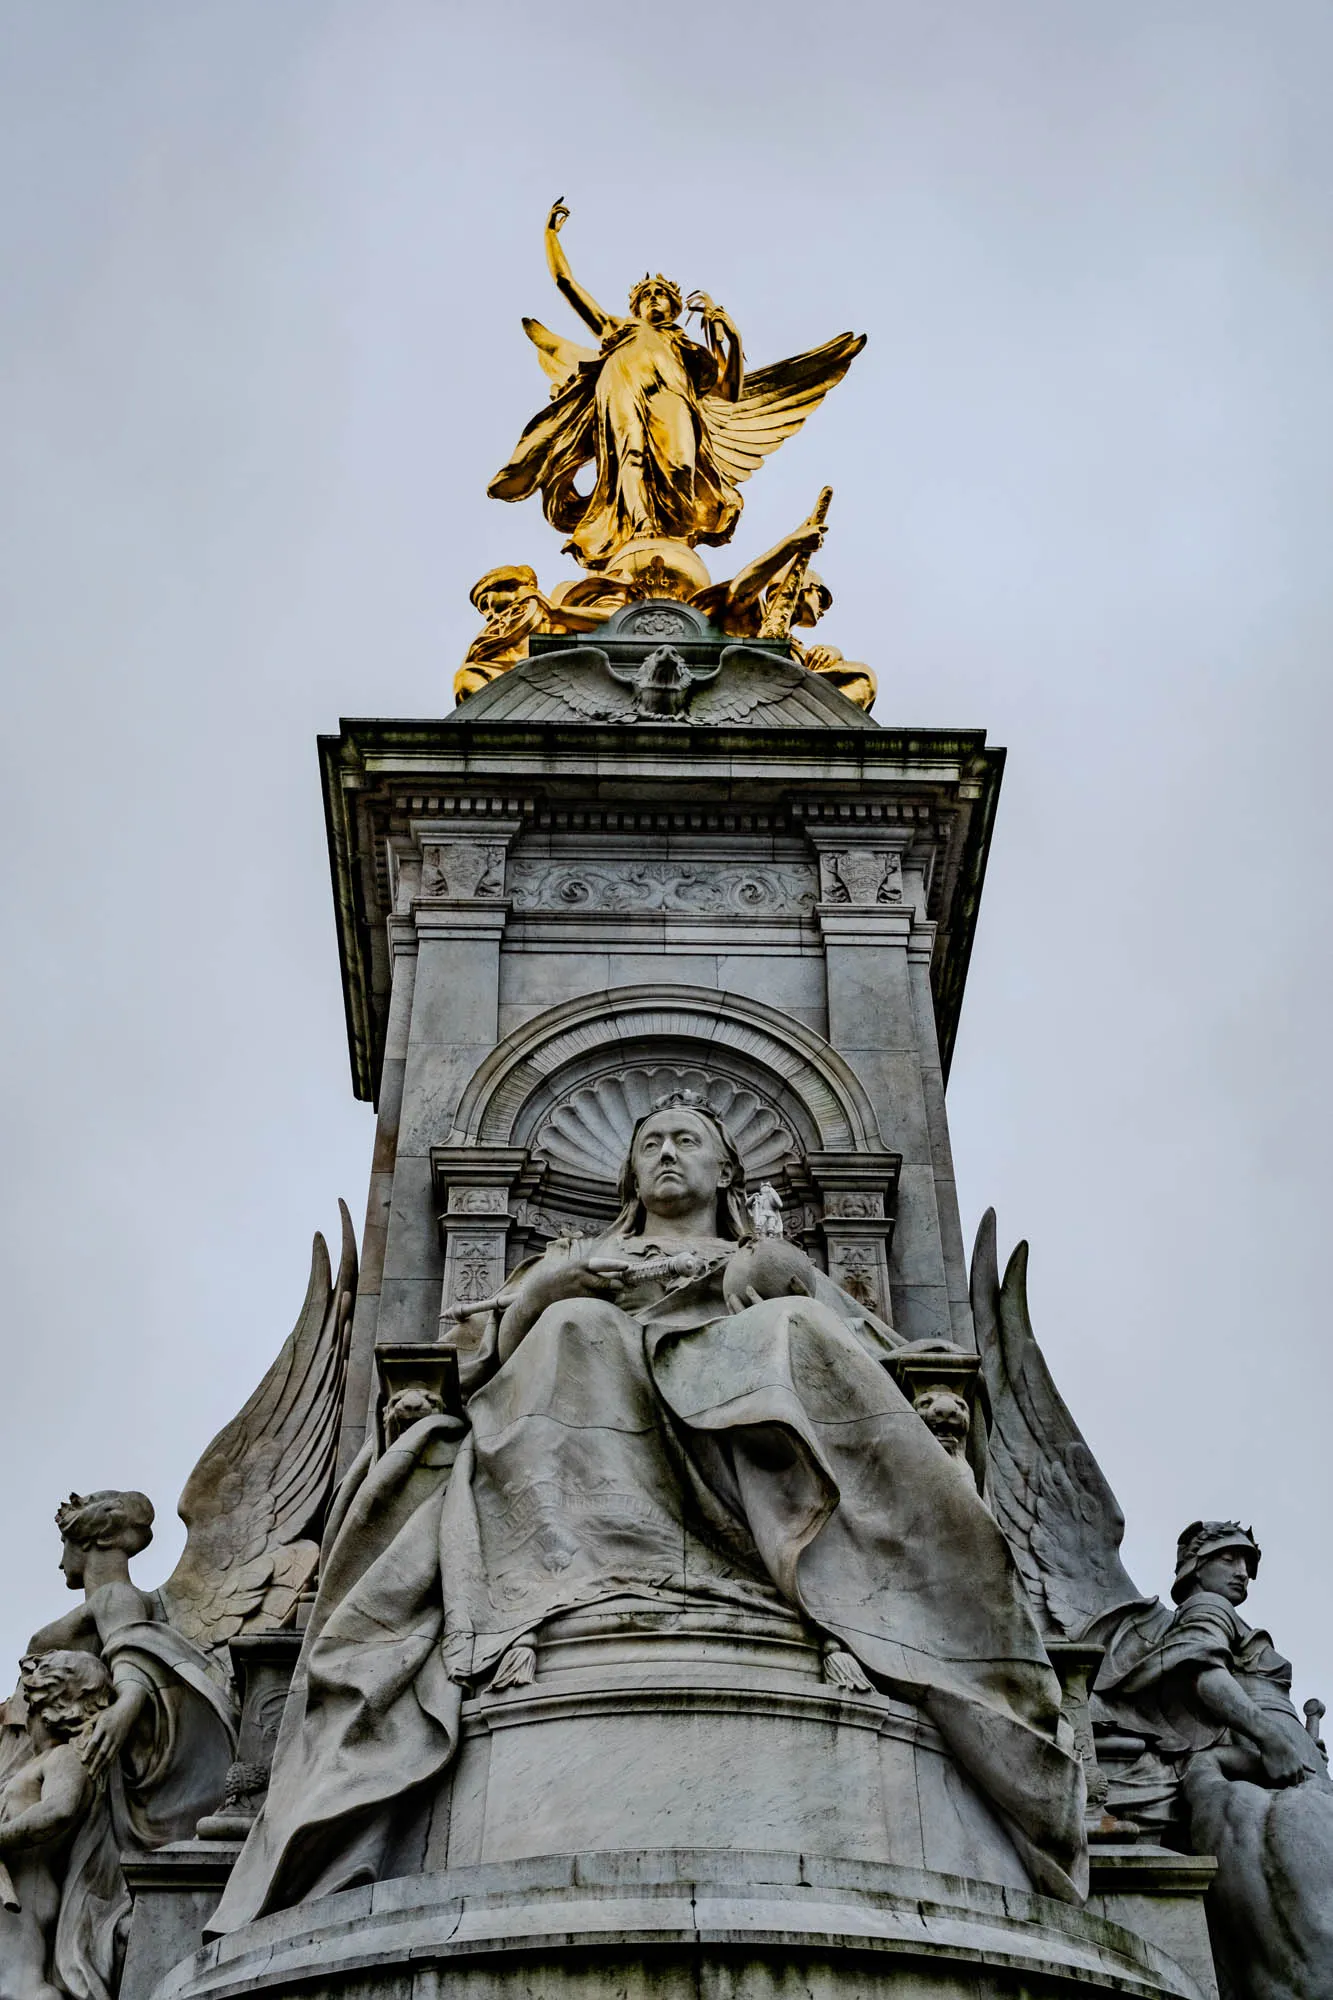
[420,1606,1030,1886]
[156,1849,1208,2000]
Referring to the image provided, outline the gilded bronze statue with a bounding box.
[488,201,864,571]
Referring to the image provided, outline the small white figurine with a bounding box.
[747,1183,785,1240]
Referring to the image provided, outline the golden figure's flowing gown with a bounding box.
[489,319,742,569]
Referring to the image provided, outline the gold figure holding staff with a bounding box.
[488,200,865,571]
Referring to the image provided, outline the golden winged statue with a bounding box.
[487,200,866,572]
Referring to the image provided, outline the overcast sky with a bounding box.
[2,2,1330,1706]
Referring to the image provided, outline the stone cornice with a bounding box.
[319,720,1004,1104]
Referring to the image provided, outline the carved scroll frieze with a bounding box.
[507,858,818,916]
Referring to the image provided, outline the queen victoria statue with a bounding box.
[211,1094,1087,1935]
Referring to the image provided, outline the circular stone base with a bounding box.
[161,1850,1206,2000]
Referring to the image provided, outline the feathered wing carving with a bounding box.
[972,1208,1140,1638]
[690,652,804,723]
[158,1203,357,1656]
[523,650,638,721]
[522,316,596,393]
[702,333,867,486]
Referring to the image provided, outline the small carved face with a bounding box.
[631,1110,729,1219]
[1193,1549,1253,1605]
[794,580,831,630]
[913,1387,971,1461]
[59,1538,85,1591]
[633,282,678,328]
[383,1387,445,1445]
[20,1651,113,1740]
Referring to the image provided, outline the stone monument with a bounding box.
[5,200,1329,2000]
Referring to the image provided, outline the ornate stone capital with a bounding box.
[795,1148,900,1322]
[387,815,525,916]
[430,1146,529,1327]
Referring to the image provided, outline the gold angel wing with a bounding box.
[157,1204,356,1657]
[522,316,597,394]
[702,333,866,486]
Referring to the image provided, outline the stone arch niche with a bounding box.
[431,986,902,1318]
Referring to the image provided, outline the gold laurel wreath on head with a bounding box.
[628,272,683,319]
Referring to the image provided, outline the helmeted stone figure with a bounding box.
[971,1212,1333,2000]
[1088,1523,1333,2000]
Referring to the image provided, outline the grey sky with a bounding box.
[2,1,1330,1701]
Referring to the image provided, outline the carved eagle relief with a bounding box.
[522,642,804,725]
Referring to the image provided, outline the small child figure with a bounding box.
[0,1651,113,2000]
[747,1183,785,1240]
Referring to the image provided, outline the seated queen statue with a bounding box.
[211,1095,1087,1934]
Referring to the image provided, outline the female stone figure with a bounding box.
[1091,1522,1333,2000]
[212,1096,1086,1935]
[22,1492,235,1855]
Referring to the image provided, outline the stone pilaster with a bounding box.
[804,823,970,1345]
[803,1150,899,1324]
[373,818,522,1349]
[430,1144,529,1327]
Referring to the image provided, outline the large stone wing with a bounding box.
[158,1204,356,1657]
[523,649,639,722]
[522,316,597,393]
[972,1209,1140,1638]
[701,333,866,486]
[689,649,805,724]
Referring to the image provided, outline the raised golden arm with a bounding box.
[687,289,743,401]
[545,198,614,340]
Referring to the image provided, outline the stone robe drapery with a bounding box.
[212,1251,1087,1935]
[487,321,742,568]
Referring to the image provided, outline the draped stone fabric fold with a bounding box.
[214,1277,1087,1931]
[209,1417,463,1935]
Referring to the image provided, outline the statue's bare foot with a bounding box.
[491,1635,538,1690]
[822,1640,872,1692]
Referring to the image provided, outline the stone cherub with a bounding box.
[0,1652,117,2000]
[970,1209,1333,2000]
[4,1205,357,1997]
[212,1093,1087,1938]
[488,199,864,571]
